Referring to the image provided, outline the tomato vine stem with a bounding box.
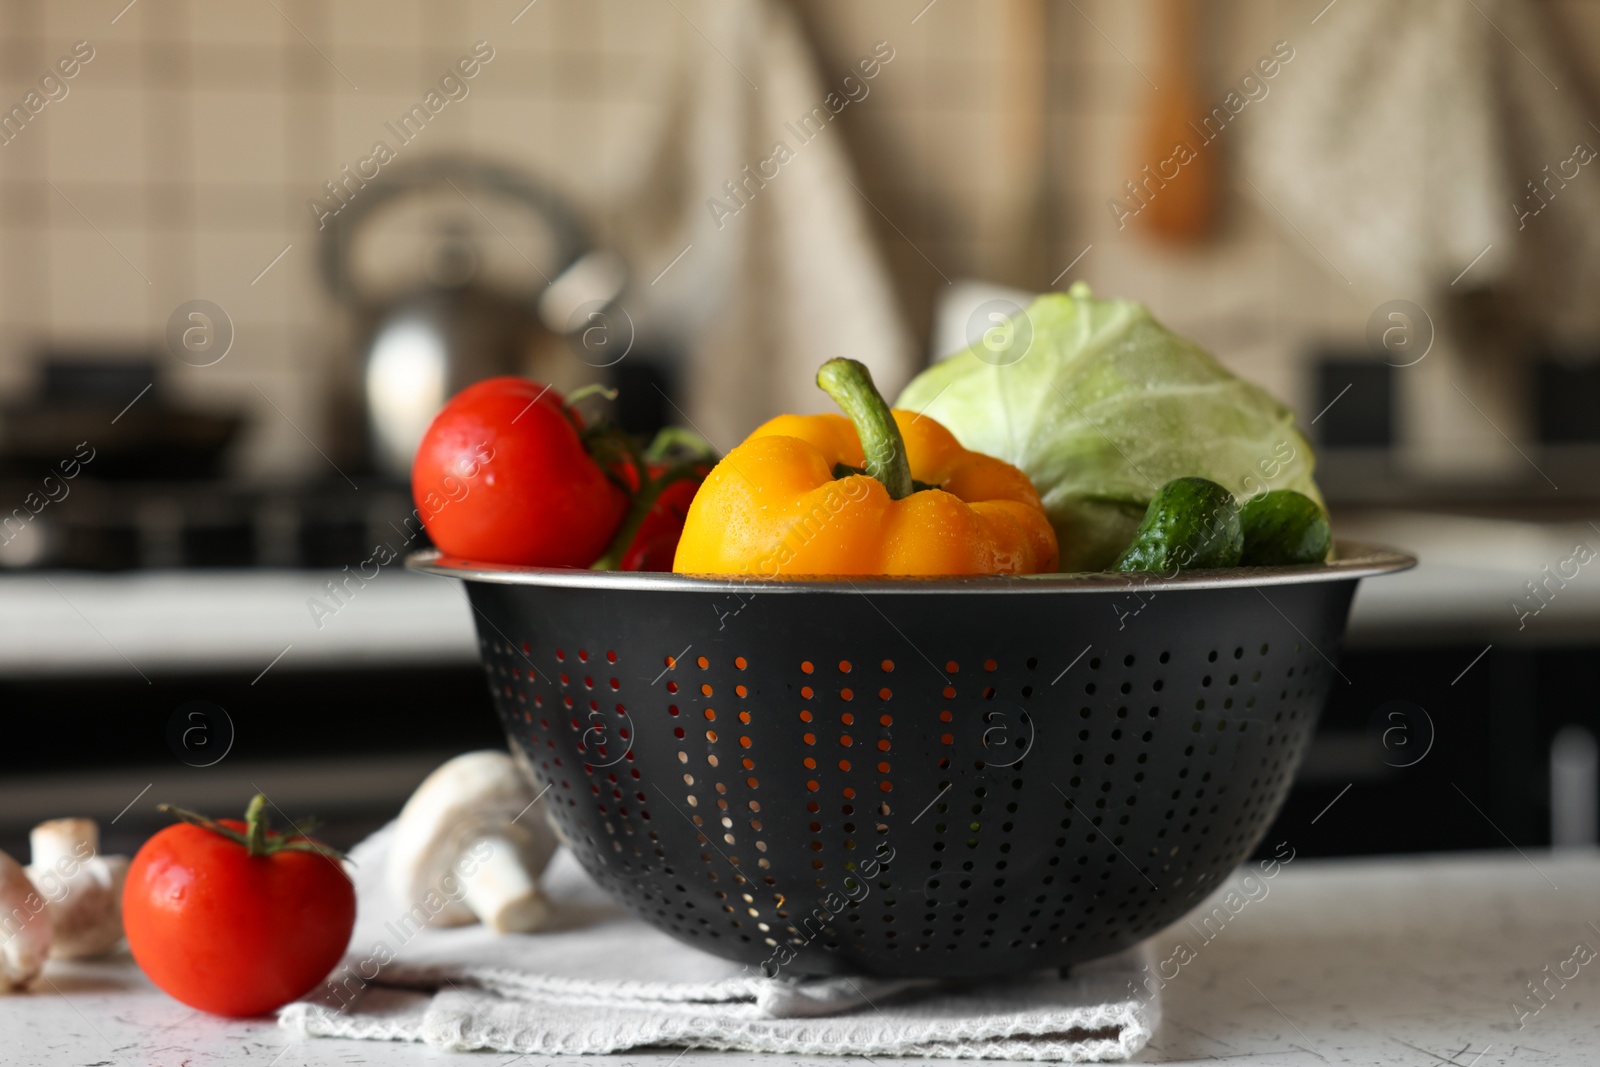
[157,795,348,861]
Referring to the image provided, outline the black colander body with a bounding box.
[419,550,1405,979]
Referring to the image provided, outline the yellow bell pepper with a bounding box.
[672,359,1058,576]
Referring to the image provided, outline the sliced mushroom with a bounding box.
[0,849,51,990]
[387,751,559,933]
[26,819,128,960]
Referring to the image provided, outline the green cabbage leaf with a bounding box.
[896,283,1321,571]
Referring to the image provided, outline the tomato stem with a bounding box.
[157,796,349,862]
[564,383,619,408]
[643,427,715,464]
[244,794,268,855]
[816,358,913,501]
[582,422,647,495]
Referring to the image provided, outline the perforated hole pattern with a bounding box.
[466,579,1357,979]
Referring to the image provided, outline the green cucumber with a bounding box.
[1239,490,1331,566]
[1113,477,1243,572]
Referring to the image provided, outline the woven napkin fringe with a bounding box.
[280,949,1158,1061]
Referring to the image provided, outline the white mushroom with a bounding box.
[25,819,128,960]
[0,849,51,990]
[387,751,559,934]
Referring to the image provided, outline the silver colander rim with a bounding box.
[406,540,1415,595]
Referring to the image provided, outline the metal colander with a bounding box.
[411,544,1411,979]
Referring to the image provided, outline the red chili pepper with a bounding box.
[618,469,705,571]
[591,425,716,572]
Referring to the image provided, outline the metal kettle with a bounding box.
[320,156,626,478]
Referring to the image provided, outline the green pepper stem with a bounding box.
[816,358,913,501]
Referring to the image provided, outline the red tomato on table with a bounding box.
[412,377,629,567]
[123,798,356,1017]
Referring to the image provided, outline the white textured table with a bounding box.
[3,851,1596,1066]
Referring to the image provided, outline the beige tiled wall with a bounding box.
[3,0,1597,478]
[0,0,684,477]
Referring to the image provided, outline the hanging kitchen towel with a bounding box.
[609,0,917,451]
[279,824,1159,1061]
[1240,0,1600,327]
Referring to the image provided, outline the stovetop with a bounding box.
[0,478,423,571]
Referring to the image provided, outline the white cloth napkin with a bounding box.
[279,824,1159,1061]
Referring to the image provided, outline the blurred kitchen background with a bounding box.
[2,0,1599,862]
